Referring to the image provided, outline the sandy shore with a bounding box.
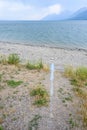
[0,42,87,70]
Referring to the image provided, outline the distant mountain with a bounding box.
[42,11,72,20]
[42,7,87,20]
[69,7,87,20]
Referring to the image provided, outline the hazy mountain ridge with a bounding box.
[42,7,87,20]
[42,11,72,20]
[70,7,87,20]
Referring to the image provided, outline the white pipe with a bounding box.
[50,63,54,118]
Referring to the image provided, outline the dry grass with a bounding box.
[64,66,87,87]
[0,54,49,73]
[64,66,87,126]
[43,64,49,72]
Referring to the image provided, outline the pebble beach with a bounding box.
[0,42,87,69]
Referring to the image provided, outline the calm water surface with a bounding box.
[0,21,87,49]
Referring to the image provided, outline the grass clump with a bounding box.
[8,54,20,65]
[64,66,87,87]
[26,59,43,70]
[7,80,23,88]
[30,85,49,107]
[69,118,77,128]
[75,67,87,81]
[28,114,41,130]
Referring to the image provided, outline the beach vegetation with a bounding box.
[69,118,77,128]
[26,59,43,70]
[30,85,49,107]
[64,66,75,78]
[75,67,87,81]
[43,64,49,72]
[28,114,42,130]
[8,53,20,65]
[58,88,73,103]
[64,95,73,102]
[7,80,23,88]
[64,66,87,87]
[64,66,87,126]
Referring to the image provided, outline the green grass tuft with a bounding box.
[33,98,48,106]
[8,53,20,65]
[69,118,77,128]
[7,80,23,88]
[75,67,87,81]
[70,79,78,86]
[30,85,49,107]
[30,86,48,97]
[26,60,43,70]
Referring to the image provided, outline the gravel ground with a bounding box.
[0,66,86,130]
[0,42,87,69]
[0,43,87,130]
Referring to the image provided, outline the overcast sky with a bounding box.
[0,0,87,20]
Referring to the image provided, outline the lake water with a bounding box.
[0,20,87,50]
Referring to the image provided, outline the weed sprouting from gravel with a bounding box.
[7,80,23,88]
